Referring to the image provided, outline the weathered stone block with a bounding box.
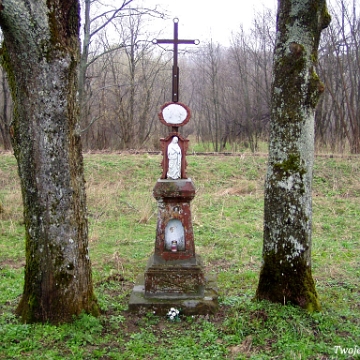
[144,260,205,298]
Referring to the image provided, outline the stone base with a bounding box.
[144,254,205,298]
[128,273,218,316]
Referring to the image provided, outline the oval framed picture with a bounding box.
[158,102,191,127]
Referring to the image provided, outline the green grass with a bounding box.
[1,152,360,359]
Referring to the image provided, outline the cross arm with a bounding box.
[153,39,199,45]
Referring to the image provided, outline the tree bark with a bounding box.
[0,0,99,323]
[0,68,11,150]
[255,0,330,311]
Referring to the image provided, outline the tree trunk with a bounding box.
[255,0,330,311]
[0,68,12,150]
[0,0,99,323]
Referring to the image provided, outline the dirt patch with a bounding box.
[216,186,253,196]
[0,259,25,269]
[205,259,235,272]
[250,309,268,323]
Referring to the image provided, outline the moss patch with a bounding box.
[256,250,320,312]
[273,153,306,177]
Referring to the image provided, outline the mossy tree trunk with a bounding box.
[0,0,99,323]
[255,0,330,311]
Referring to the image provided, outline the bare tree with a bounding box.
[317,0,360,153]
[191,41,227,151]
[256,0,331,311]
[112,11,165,148]
[188,8,275,152]
[0,0,99,323]
[78,0,166,149]
[228,18,274,152]
[82,11,168,150]
[79,0,134,147]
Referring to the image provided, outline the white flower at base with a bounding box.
[167,307,180,321]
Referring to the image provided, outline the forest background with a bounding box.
[0,0,358,154]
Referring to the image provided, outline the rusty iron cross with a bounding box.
[153,18,199,103]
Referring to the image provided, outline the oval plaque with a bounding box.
[158,102,191,127]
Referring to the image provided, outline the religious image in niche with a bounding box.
[167,136,182,179]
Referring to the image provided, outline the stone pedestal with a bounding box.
[129,179,218,315]
[144,255,204,298]
[152,178,196,261]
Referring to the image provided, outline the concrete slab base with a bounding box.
[128,274,218,316]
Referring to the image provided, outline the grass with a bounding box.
[0,152,360,359]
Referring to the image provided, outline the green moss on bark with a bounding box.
[273,153,306,176]
[256,251,321,312]
[46,0,80,48]
[256,0,330,313]
[306,70,325,108]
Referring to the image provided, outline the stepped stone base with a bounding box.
[129,273,218,316]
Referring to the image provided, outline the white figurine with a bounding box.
[167,136,182,179]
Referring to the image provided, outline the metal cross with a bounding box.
[153,18,199,102]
